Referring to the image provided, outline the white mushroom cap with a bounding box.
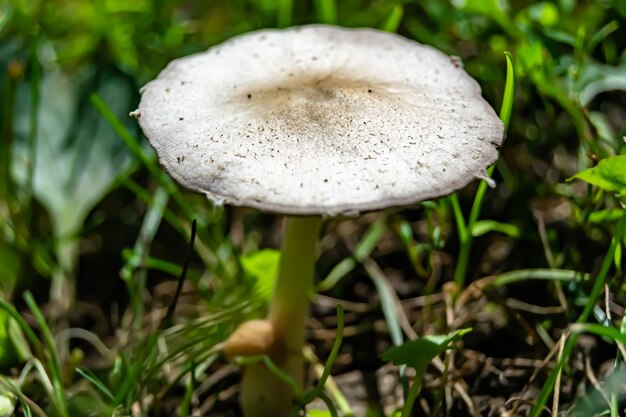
[136,25,503,216]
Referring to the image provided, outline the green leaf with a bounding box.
[380,328,471,373]
[587,112,616,144]
[577,60,626,106]
[240,249,281,303]
[75,368,114,401]
[569,365,626,417]
[569,155,626,196]
[12,67,135,238]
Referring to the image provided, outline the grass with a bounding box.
[1,0,626,416]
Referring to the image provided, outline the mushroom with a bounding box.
[134,25,503,417]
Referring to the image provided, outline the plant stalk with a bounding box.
[50,237,79,319]
[240,215,322,417]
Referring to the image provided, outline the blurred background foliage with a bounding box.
[1,0,626,416]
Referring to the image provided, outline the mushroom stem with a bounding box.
[240,215,322,417]
[269,215,322,360]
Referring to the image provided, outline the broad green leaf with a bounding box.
[240,249,281,303]
[380,328,471,374]
[12,67,135,238]
[577,60,626,106]
[588,112,616,144]
[569,365,626,417]
[569,155,626,196]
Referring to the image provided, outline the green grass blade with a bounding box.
[381,5,403,32]
[365,259,408,395]
[120,186,168,327]
[304,304,344,403]
[452,52,515,287]
[570,323,626,344]
[367,263,404,348]
[129,254,183,277]
[530,322,626,417]
[499,52,514,132]
[23,292,68,417]
[528,336,577,417]
[0,377,42,417]
[277,0,292,27]
[450,194,470,286]
[586,21,619,53]
[314,0,337,24]
[318,216,386,291]
[177,361,196,417]
[90,94,169,190]
[353,216,387,262]
[119,178,201,257]
[0,298,42,358]
[617,314,626,363]
[316,392,339,417]
[578,214,626,323]
[469,51,515,227]
[26,31,41,198]
[113,332,159,405]
[489,268,589,288]
[90,94,194,222]
[76,368,115,401]
[260,356,302,397]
